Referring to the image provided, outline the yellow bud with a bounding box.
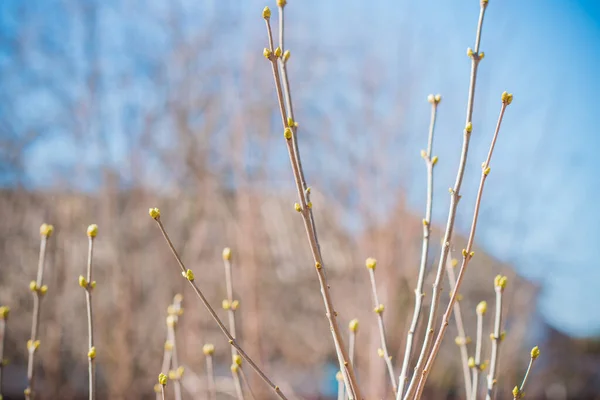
[287,117,294,127]
[451,259,458,268]
[167,305,176,316]
[39,285,48,295]
[222,247,232,261]
[465,122,473,133]
[27,340,40,351]
[78,276,87,288]
[455,336,464,346]
[88,346,96,359]
[501,91,509,103]
[263,48,272,59]
[177,366,185,377]
[530,346,540,359]
[434,94,442,103]
[87,224,98,238]
[427,94,435,104]
[274,47,282,58]
[262,6,271,19]
[468,357,475,368]
[431,156,438,165]
[149,208,160,219]
[183,269,195,281]
[233,354,242,365]
[231,363,239,373]
[283,50,291,62]
[469,251,475,258]
[164,340,173,351]
[284,127,293,140]
[158,373,168,386]
[40,223,54,238]
[277,0,287,6]
[24,388,31,396]
[456,294,463,301]
[168,370,178,380]
[306,201,312,209]
[29,281,38,292]
[0,306,9,320]
[203,343,215,356]
[476,301,487,315]
[483,166,491,176]
[420,149,427,159]
[315,262,322,270]
[365,257,377,270]
[512,386,519,397]
[480,360,488,371]
[461,249,468,257]
[90,281,96,289]
[467,47,474,57]
[222,299,231,310]
[506,93,513,105]
[348,318,359,333]
[377,348,385,357]
[231,300,240,310]
[336,371,343,381]
[374,304,384,314]
[294,203,302,212]
[166,315,176,327]
[501,331,506,341]
[479,51,485,60]
[494,275,507,289]
[422,219,428,226]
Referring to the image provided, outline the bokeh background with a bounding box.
[1,0,599,399]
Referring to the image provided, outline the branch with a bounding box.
[203,344,217,400]
[261,6,362,399]
[222,247,246,400]
[366,258,397,395]
[512,346,540,400]
[396,94,440,399]
[25,223,53,400]
[470,301,487,400]
[486,276,507,400]
[149,209,288,400]
[0,306,9,398]
[413,91,513,398]
[81,224,99,400]
[403,1,489,396]
[446,258,472,400]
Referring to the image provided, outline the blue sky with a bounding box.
[1,0,599,338]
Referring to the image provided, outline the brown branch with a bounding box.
[446,258,472,400]
[25,223,53,400]
[203,344,217,400]
[414,92,512,399]
[150,211,288,400]
[471,301,487,400]
[84,224,98,400]
[365,258,397,395]
[396,94,440,399]
[222,247,246,400]
[403,3,489,398]
[486,276,507,400]
[262,8,361,399]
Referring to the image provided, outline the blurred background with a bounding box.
[1,0,599,399]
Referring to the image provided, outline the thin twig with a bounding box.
[471,301,486,400]
[84,224,98,400]
[150,211,288,400]
[203,344,217,400]
[486,276,507,400]
[403,4,489,398]
[337,372,345,400]
[262,9,361,399]
[0,306,9,398]
[513,347,540,400]
[222,247,246,400]
[25,223,53,400]
[344,319,358,400]
[396,94,440,399]
[167,294,184,400]
[365,258,397,395]
[446,258,472,400]
[414,93,512,399]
